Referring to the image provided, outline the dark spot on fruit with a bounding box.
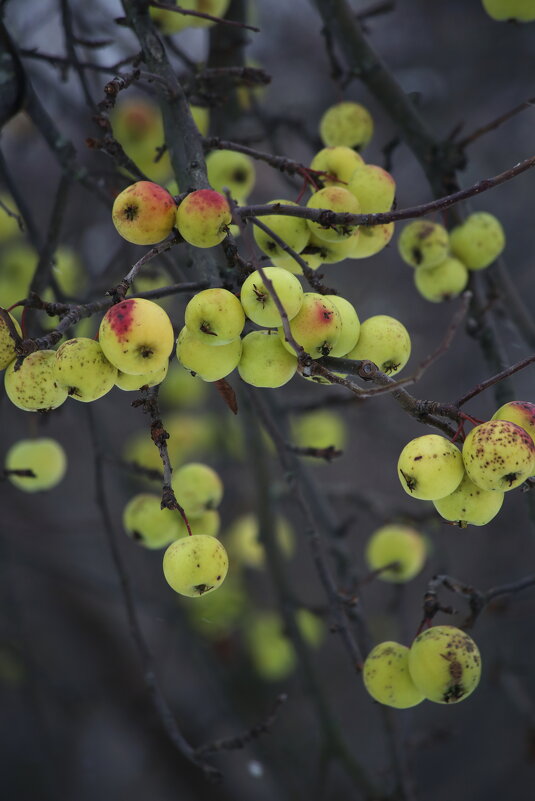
[411,246,422,265]
[140,347,153,358]
[400,469,416,492]
[131,530,143,542]
[200,322,217,337]
[124,204,138,222]
[443,683,466,703]
[232,167,248,183]
[414,455,422,461]
[194,583,213,595]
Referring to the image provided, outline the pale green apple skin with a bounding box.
[226,513,294,568]
[433,473,504,526]
[309,146,364,188]
[176,189,232,248]
[240,267,303,328]
[0,243,38,314]
[347,164,396,213]
[350,222,394,259]
[112,181,177,245]
[492,401,535,448]
[398,221,450,269]
[346,315,411,375]
[163,534,229,597]
[482,0,535,22]
[116,361,168,391]
[123,494,182,549]
[5,350,68,412]
[319,101,374,150]
[450,212,505,270]
[397,434,465,501]
[365,525,426,583]
[5,438,67,492]
[252,199,310,260]
[308,231,358,264]
[291,410,346,452]
[327,295,360,357]
[159,363,207,407]
[176,509,220,538]
[184,288,245,345]
[0,311,21,370]
[364,642,425,709]
[408,626,481,704]
[171,462,223,518]
[414,257,468,302]
[462,420,535,492]
[99,298,174,376]
[238,330,297,388]
[278,292,341,357]
[53,338,118,402]
[245,612,296,681]
[206,149,255,200]
[53,246,86,296]
[306,186,360,244]
[271,249,323,274]
[112,97,172,184]
[176,326,242,381]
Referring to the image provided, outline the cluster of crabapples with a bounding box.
[398,213,505,303]
[361,526,484,707]
[397,402,535,527]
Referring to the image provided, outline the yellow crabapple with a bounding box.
[319,101,373,150]
[397,434,465,501]
[492,401,535,448]
[5,438,67,492]
[278,292,341,357]
[240,266,303,328]
[450,212,505,270]
[414,257,468,302]
[363,642,425,709]
[163,534,229,597]
[5,350,68,412]
[206,149,255,200]
[408,625,481,704]
[176,326,242,381]
[347,164,396,213]
[309,146,364,188]
[327,295,360,357]
[53,338,118,402]
[226,513,294,569]
[123,493,182,549]
[99,298,174,375]
[171,462,223,517]
[350,222,394,259]
[115,362,168,391]
[433,473,504,527]
[176,189,232,248]
[253,199,310,260]
[239,330,298,388]
[398,221,449,269]
[365,525,426,582]
[306,186,360,244]
[482,0,535,21]
[185,288,245,345]
[346,315,411,375]
[0,311,21,370]
[112,181,177,245]
[462,420,535,491]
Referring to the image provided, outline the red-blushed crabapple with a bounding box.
[99,298,174,375]
[112,181,177,245]
[176,189,232,248]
